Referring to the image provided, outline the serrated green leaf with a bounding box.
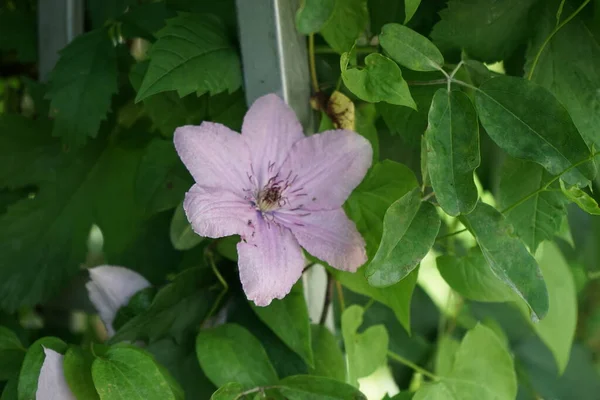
[379,23,443,71]
[459,202,549,320]
[474,76,595,186]
[47,28,118,148]
[251,283,313,367]
[425,89,479,216]
[308,325,345,381]
[0,327,25,381]
[169,202,204,251]
[431,0,538,63]
[196,324,279,389]
[136,14,242,101]
[404,0,421,24]
[91,346,179,400]
[0,10,36,62]
[18,337,67,400]
[560,181,600,215]
[499,158,567,252]
[367,188,440,287]
[342,305,389,386]
[63,347,100,400]
[341,53,416,108]
[278,375,367,400]
[414,324,517,400]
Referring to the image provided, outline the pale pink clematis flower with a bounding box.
[174,94,372,306]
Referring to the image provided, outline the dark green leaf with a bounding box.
[87,0,135,28]
[459,202,549,320]
[18,337,67,400]
[0,327,25,381]
[499,158,567,252]
[367,188,440,287]
[63,347,100,400]
[119,3,176,41]
[414,324,517,399]
[425,89,480,216]
[197,324,278,389]
[278,375,367,400]
[341,53,416,108]
[91,346,180,400]
[379,23,444,71]
[308,325,345,381]
[136,14,242,101]
[251,283,313,367]
[47,28,118,148]
[170,202,204,251]
[0,10,36,62]
[431,0,538,62]
[475,76,595,186]
[342,305,388,386]
[404,0,421,24]
[560,181,600,215]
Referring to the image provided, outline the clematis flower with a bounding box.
[36,348,76,400]
[85,265,151,337]
[174,94,372,306]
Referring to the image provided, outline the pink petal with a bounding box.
[36,348,76,400]
[237,218,305,306]
[183,184,256,239]
[278,209,367,272]
[86,266,151,337]
[278,130,372,211]
[241,94,305,187]
[174,122,251,194]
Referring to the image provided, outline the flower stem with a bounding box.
[388,351,439,381]
[335,280,346,313]
[308,34,319,93]
[527,0,591,80]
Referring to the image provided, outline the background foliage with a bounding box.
[1,0,600,399]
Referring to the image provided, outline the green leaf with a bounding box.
[425,89,480,216]
[47,28,118,148]
[18,337,67,400]
[170,202,204,250]
[119,3,176,41]
[135,14,242,101]
[210,383,244,400]
[437,248,520,303]
[342,305,389,386]
[87,0,135,28]
[355,103,380,163]
[379,23,444,71]
[134,139,191,216]
[475,76,595,186]
[499,158,567,252]
[92,346,179,400]
[414,324,517,400]
[295,0,335,34]
[0,10,36,62]
[366,188,440,287]
[533,242,577,374]
[1,377,17,400]
[434,335,460,376]
[431,0,539,63]
[277,375,367,400]
[308,325,345,381]
[344,160,419,261]
[526,1,600,149]
[560,181,600,215]
[459,202,549,320]
[404,0,421,24]
[196,324,279,389]
[251,283,313,367]
[341,53,416,108]
[0,327,25,381]
[63,347,100,400]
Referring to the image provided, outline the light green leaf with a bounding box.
[499,158,567,252]
[295,0,335,34]
[278,375,367,400]
[434,335,460,376]
[459,202,549,320]
[63,347,100,400]
[475,76,595,186]
[415,324,517,400]
[341,53,416,108]
[136,14,242,101]
[560,181,600,215]
[169,202,204,250]
[366,188,440,287]
[404,0,421,24]
[533,241,577,374]
[18,337,67,400]
[425,89,480,216]
[342,305,389,386]
[308,325,345,381]
[196,324,278,389]
[379,23,443,71]
[47,28,118,148]
[0,327,25,381]
[211,383,244,400]
[431,0,539,63]
[92,346,179,400]
[251,283,313,367]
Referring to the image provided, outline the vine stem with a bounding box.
[527,0,591,80]
[313,45,377,55]
[233,386,279,399]
[202,251,229,326]
[308,34,319,93]
[407,79,447,86]
[388,351,439,381]
[436,228,467,242]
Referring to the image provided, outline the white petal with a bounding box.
[35,348,76,400]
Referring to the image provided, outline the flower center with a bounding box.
[257,184,284,211]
